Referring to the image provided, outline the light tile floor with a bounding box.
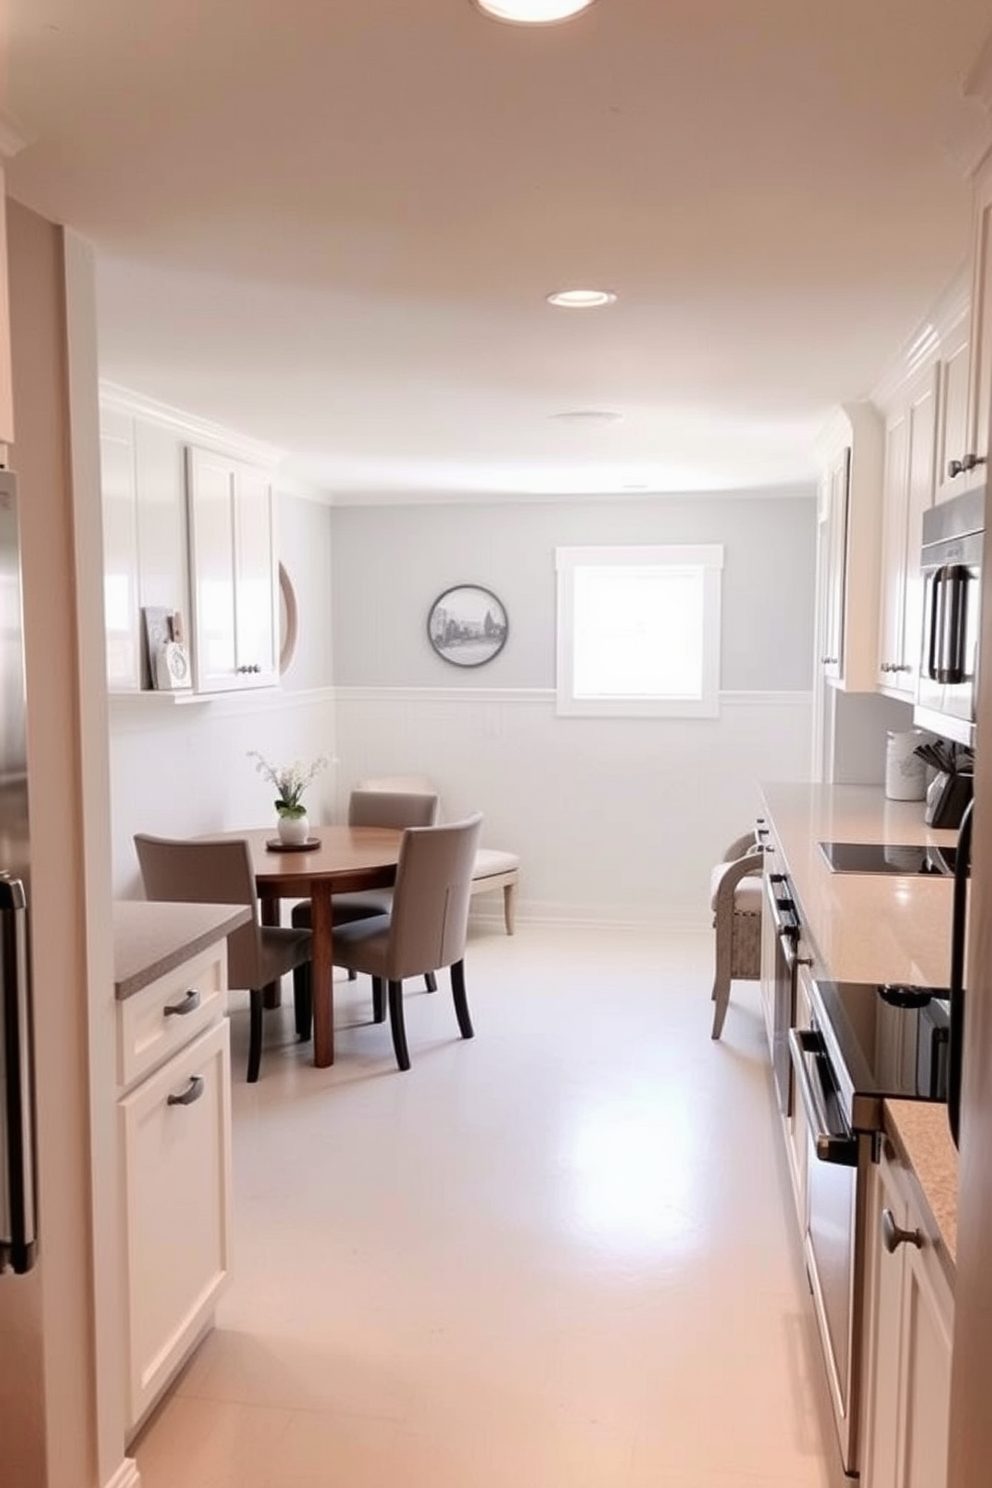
[131,924,847,1487]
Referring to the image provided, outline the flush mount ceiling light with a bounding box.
[546,288,617,309]
[473,0,597,23]
[551,410,624,423]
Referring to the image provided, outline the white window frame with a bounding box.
[555,544,724,718]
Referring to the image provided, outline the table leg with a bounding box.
[259,891,282,1009]
[311,888,335,1066]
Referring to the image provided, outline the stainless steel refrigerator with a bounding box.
[0,469,38,1278]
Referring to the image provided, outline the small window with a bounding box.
[555,545,723,717]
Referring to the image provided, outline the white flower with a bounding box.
[248,751,328,818]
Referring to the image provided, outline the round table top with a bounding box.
[228,824,403,887]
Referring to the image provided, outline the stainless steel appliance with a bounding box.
[790,976,950,1477]
[818,840,960,876]
[915,484,984,748]
[765,871,801,1117]
[0,471,38,1276]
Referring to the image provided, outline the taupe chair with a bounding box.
[134,833,313,1083]
[354,775,519,934]
[290,788,441,999]
[710,830,764,1040]
[327,813,484,1071]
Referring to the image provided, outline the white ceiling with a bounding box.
[7,0,992,500]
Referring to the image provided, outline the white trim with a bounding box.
[870,266,971,410]
[333,685,811,706]
[99,381,284,468]
[555,544,723,718]
[103,1460,142,1488]
[470,901,711,930]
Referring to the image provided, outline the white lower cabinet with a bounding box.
[861,1137,954,1488]
[118,949,233,1437]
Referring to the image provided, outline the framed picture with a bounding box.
[427,585,508,668]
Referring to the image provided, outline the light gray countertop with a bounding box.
[113,900,251,1001]
[758,782,958,986]
[884,1098,958,1285]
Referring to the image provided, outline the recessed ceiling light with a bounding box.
[546,288,617,309]
[472,0,597,23]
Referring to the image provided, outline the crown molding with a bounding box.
[870,264,971,409]
[98,380,285,468]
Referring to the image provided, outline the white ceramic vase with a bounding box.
[277,812,309,847]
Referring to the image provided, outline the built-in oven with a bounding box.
[915,484,984,749]
[765,872,801,1117]
[788,977,950,1478]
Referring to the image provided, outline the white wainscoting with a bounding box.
[334,687,813,929]
[109,687,338,898]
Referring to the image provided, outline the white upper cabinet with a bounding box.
[816,404,883,692]
[933,314,971,506]
[877,365,937,699]
[937,152,992,496]
[186,445,277,693]
[99,393,279,695]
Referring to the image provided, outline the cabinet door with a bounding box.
[861,1142,954,1488]
[862,1153,907,1488]
[820,448,851,681]
[120,1019,232,1432]
[877,410,909,689]
[900,1238,953,1488]
[966,154,992,488]
[900,374,936,694]
[101,411,142,691]
[187,445,276,692]
[934,319,972,505]
[233,462,277,687]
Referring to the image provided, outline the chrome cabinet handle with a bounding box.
[163,988,201,1018]
[788,1028,859,1167]
[881,1208,923,1253]
[167,1075,205,1108]
[947,453,986,479]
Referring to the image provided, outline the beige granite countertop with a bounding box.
[759,782,959,986]
[885,1098,958,1282]
[113,900,251,1001]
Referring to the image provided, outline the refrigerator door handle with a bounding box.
[0,875,37,1274]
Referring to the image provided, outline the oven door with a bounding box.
[789,1024,866,1477]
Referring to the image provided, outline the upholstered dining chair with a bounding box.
[322,813,484,1071]
[354,775,520,934]
[710,830,764,1040]
[134,833,313,1083]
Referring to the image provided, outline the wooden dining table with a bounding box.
[229,825,403,1067]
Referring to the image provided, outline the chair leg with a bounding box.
[247,989,264,1083]
[450,959,474,1040]
[387,980,410,1071]
[503,879,517,935]
[711,971,732,1040]
[293,964,312,1042]
[372,976,386,1024]
[425,971,437,993]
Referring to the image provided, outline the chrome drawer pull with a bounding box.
[167,1075,205,1108]
[881,1208,923,1253]
[163,988,201,1018]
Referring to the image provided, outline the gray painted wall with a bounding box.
[330,493,817,690]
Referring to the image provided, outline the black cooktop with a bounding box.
[818,841,959,876]
[810,979,950,1129]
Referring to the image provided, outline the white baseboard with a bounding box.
[469,903,712,931]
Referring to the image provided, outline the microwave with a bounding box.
[914,485,984,749]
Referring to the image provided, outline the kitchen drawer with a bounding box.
[118,942,225,1090]
[120,1018,233,1433]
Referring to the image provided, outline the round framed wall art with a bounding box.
[427,585,508,668]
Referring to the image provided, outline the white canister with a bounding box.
[885,730,927,802]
